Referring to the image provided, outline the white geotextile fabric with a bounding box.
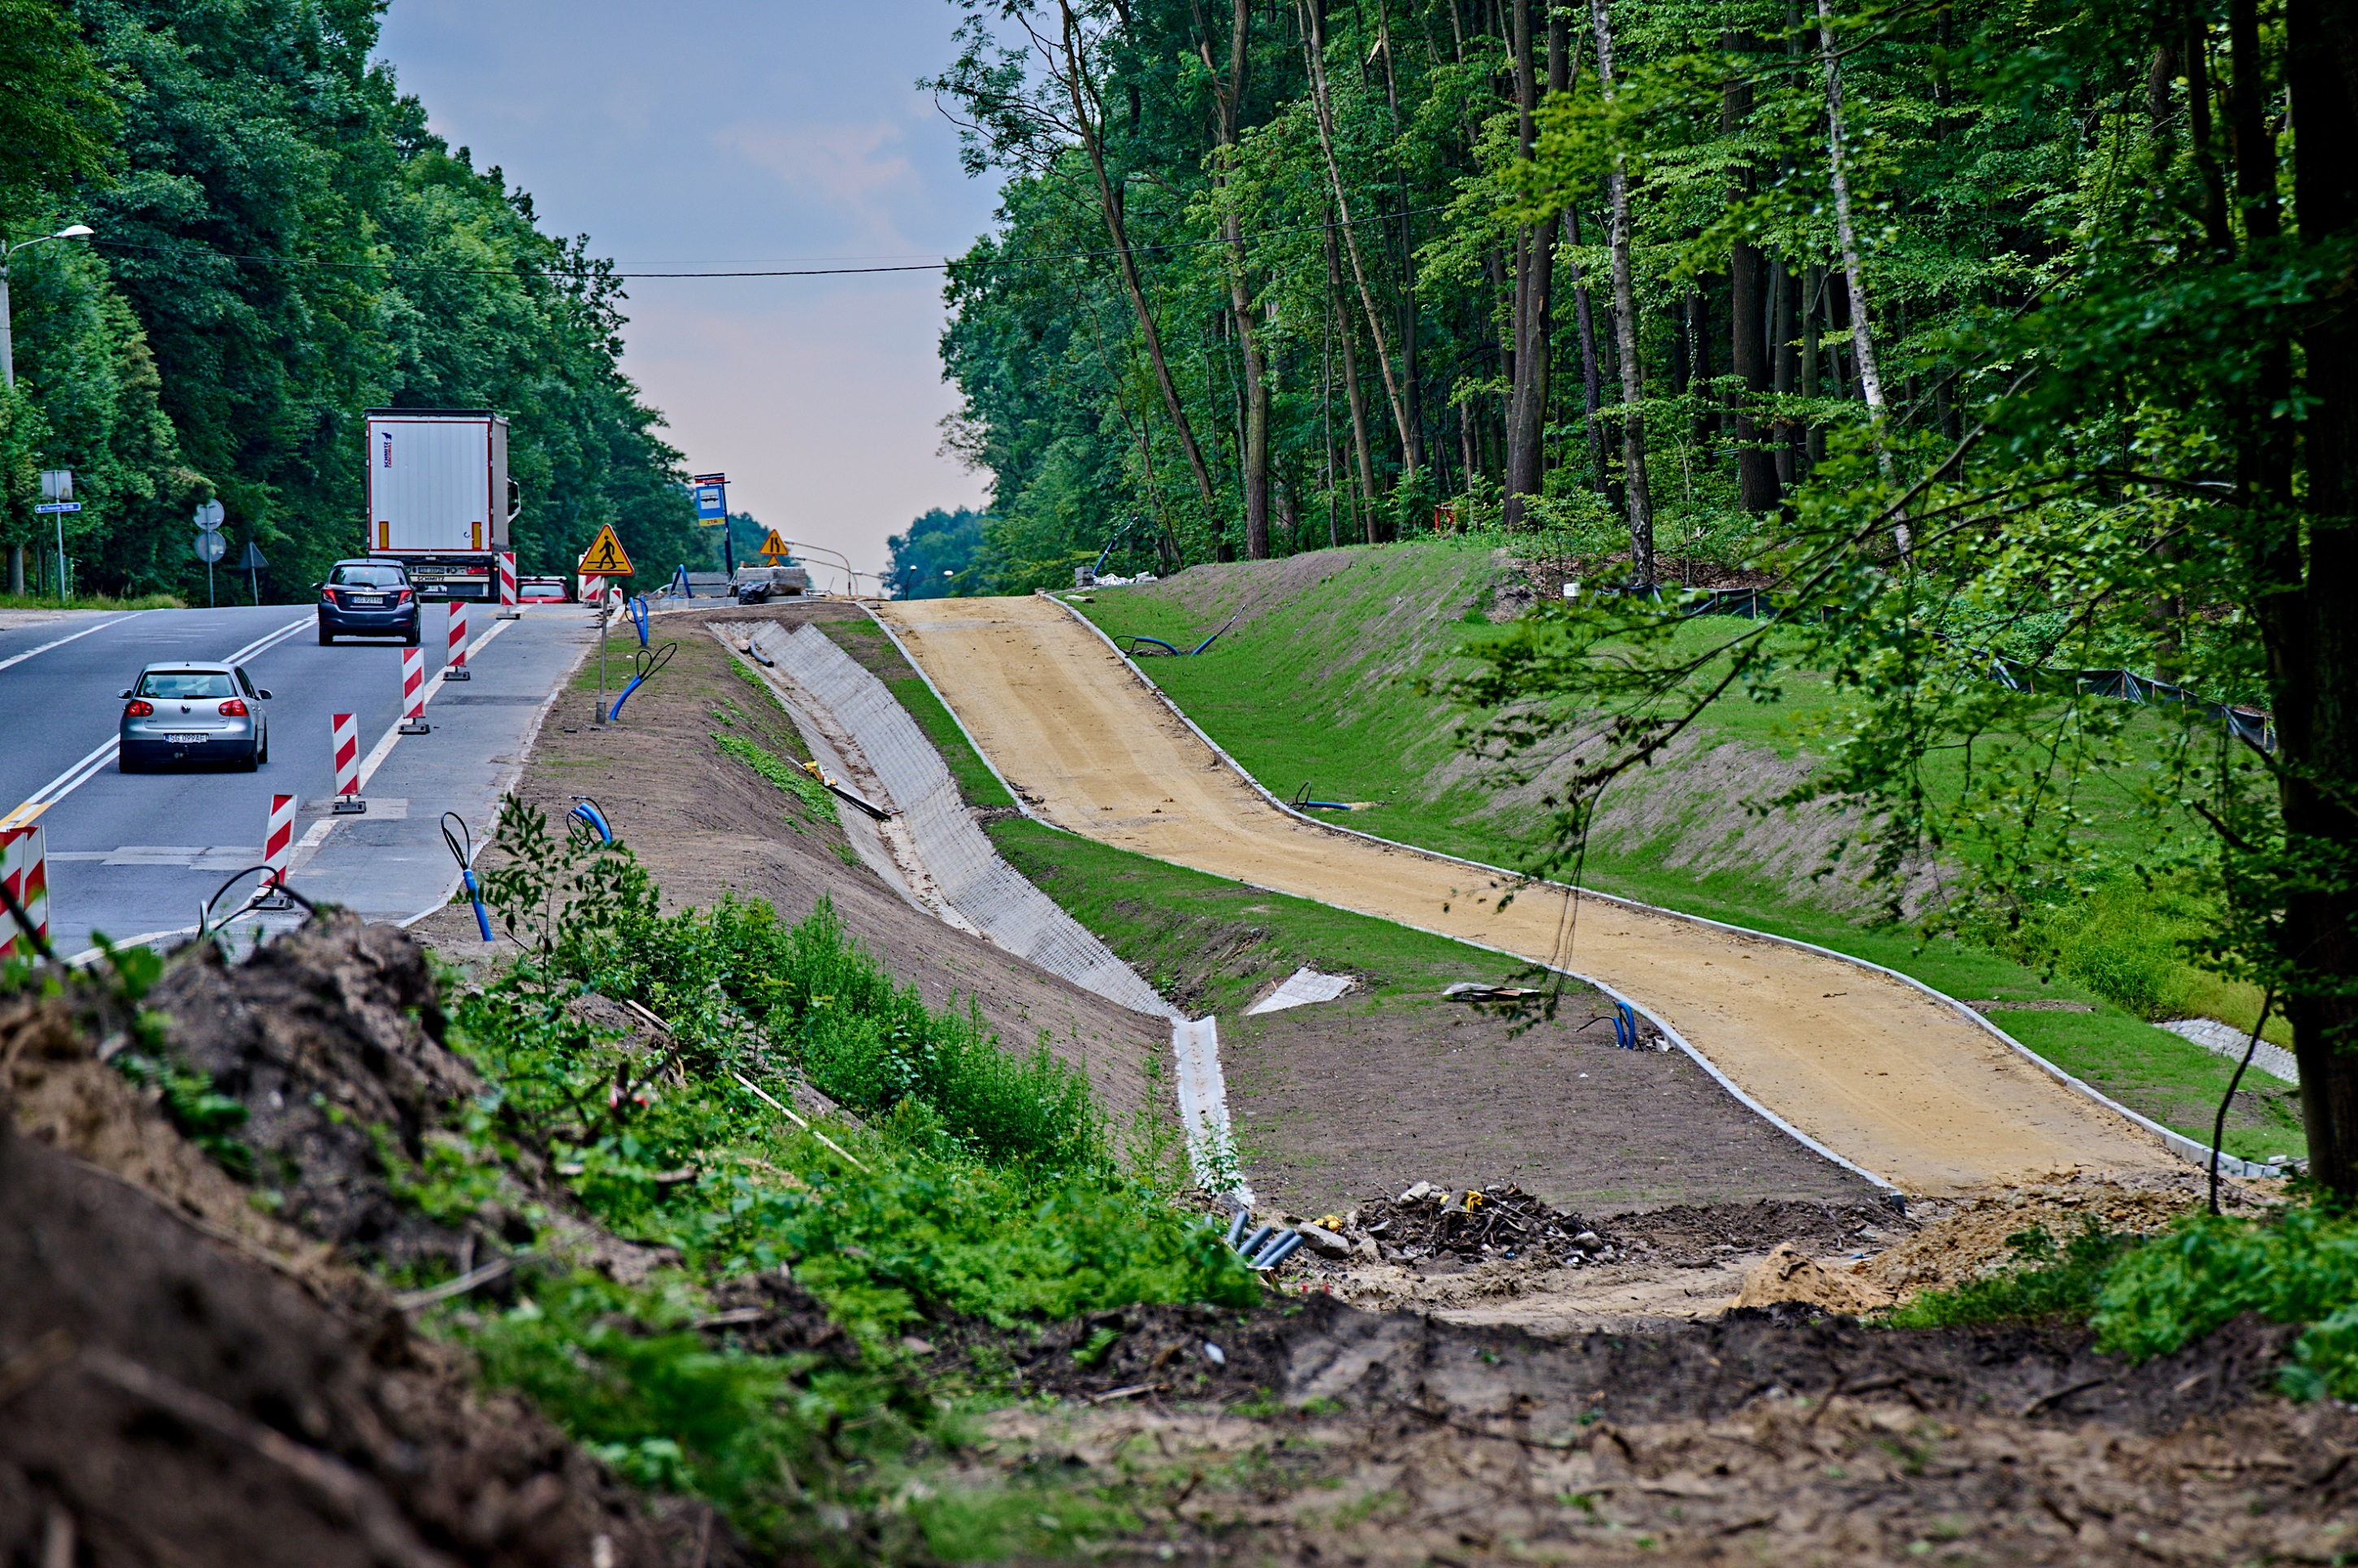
[763,622,1177,1018]
[1244,966,1356,1016]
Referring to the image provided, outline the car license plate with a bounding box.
[165,732,208,744]
[352,594,383,606]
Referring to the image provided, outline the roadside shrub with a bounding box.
[1890,1218,2133,1329]
[2092,1203,2358,1398]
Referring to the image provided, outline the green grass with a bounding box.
[1071,543,2307,1163]
[988,816,1573,1018]
[716,728,840,823]
[0,590,185,611]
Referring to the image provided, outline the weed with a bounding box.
[1890,1218,2134,1329]
[715,731,840,823]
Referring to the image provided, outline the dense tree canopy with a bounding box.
[932,0,2358,1197]
[0,0,709,600]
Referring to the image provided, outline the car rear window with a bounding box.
[329,564,407,587]
[137,671,236,699]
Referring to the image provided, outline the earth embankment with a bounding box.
[875,594,2173,1197]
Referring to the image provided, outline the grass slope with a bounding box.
[1069,545,2305,1166]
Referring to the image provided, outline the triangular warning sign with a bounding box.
[577,523,633,576]
[759,529,790,558]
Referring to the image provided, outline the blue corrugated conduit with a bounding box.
[1126,608,1244,658]
[627,594,650,648]
[1611,1000,1642,1050]
[607,641,675,720]
[440,811,494,941]
[567,797,616,846]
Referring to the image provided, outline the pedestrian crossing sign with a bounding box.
[578,523,633,576]
[760,529,790,559]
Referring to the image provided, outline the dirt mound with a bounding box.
[1613,1196,1903,1266]
[1728,1242,1898,1313]
[1334,1183,1603,1270]
[139,913,479,1266]
[0,1108,729,1567]
[1865,1174,2218,1297]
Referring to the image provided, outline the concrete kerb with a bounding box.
[1038,591,2271,1192]
[724,615,1250,1202]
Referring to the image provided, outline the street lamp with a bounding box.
[2,224,95,597]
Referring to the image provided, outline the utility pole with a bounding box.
[1,224,95,597]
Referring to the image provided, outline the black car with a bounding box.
[317,559,421,645]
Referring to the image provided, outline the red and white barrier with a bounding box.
[579,574,604,607]
[444,602,471,680]
[331,712,365,814]
[263,793,296,885]
[497,551,520,619]
[398,645,430,734]
[0,820,47,961]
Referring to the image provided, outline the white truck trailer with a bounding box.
[363,408,518,601]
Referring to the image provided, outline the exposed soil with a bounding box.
[407,602,1172,1136]
[960,1297,2356,1566]
[0,930,744,1568]
[1220,988,1876,1218]
[876,593,2177,1196]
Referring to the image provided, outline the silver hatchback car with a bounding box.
[119,662,272,772]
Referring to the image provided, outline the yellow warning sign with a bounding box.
[759,529,790,559]
[577,523,633,576]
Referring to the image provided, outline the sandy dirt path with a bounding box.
[876,595,2172,1197]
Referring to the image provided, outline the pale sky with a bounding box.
[374,0,1001,585]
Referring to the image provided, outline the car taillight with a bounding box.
[124,699,154,718]
[396,588,413,603]
[217,699,248,717]
[322,587,340,602]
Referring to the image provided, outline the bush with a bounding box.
[1890,1218,2133,1329]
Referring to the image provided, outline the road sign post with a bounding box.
[331,713,366,814]
[37,469,76,602]
[194,499,224,607]
[236,539,267,606]
[577,524,634,724]
[694,472,729,576]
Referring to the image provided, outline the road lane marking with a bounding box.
[0,615,130,673]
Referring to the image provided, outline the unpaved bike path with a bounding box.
[876,595,2170,1197]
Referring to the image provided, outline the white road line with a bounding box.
[4,615,313,824]
[0,615,129,674]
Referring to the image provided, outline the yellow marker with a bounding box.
[578,523,634,576]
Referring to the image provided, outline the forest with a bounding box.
[0,0,709,602]
[932,0,2358,1192]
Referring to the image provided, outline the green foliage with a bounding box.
[3,0,712,597]
[112,1047,251,1179]
[2093,1205,2358,1400]
[716,729,840,823]
[1890,1220,2134,1330]
[885,506,987,597]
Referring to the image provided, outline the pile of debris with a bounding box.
[1258,1182,1615,1273]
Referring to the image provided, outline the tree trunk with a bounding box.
[1055,0,1222,533]
[1503,0,1557,526]
[1590,0,1654,589]
[1814,0,1904,553]
[1302,0,1419,481]
[2263,0,2358,1196]
[1329,217,1379,541]
[1205,0,1272,557]
[1724,40,1782,512]
[1567,210,1607,495]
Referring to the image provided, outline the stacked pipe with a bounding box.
[1224,1210,1305,1272]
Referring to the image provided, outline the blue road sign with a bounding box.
[33,502,81,515]
[694,483,727,525]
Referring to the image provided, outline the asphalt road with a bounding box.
[0,602,593,958]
